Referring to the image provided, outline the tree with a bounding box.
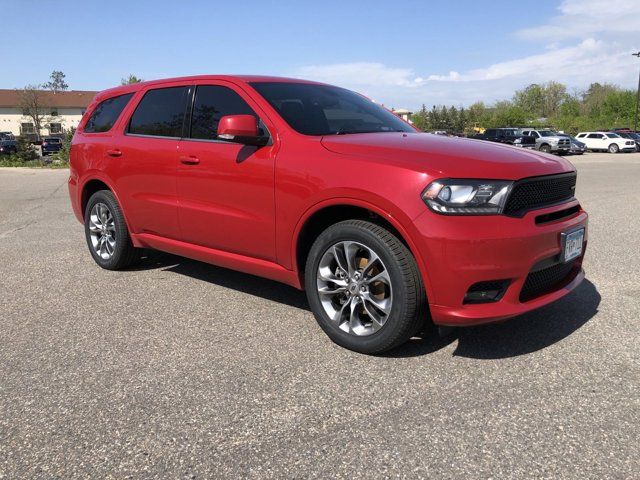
[490,101,528,127]
[513,84,545,117]
[411,104,430,131]
[581,83,619,117]
[44,70,68,93]
[513,81,567,118]
[19,85,49,141]
[543,81,568,118]
[121,74,144,85]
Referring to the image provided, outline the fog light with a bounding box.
[463,280,510,304]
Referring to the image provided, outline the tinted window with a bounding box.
[250,82,414,136]
[84,93,133,133]
[128,87,188,138]
[587,133,602,139]
[190,85,257,140]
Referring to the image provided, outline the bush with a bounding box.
[15,136,39,162]
[52,127,75,165]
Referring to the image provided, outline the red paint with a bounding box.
[69,75,588,326]
[218,114,259,137]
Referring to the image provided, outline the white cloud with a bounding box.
[294,62,422,88]
[290,0,640,109]
[517,0,640,41]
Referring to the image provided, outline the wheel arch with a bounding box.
[79,175,135,239]
[292,199,434,300]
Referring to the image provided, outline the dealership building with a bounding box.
[0,89,97,138]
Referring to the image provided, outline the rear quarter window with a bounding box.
[84,93,133,133]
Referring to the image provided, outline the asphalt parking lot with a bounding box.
[1,152,638,478]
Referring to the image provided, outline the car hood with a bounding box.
[320,132,575,179]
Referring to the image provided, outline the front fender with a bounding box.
[290,194,435,302]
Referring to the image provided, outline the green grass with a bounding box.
[0,155,69,168]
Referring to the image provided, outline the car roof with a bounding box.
[93,75,329,103]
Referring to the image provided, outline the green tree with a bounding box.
[44,71,68,93]
[490,101,528,127]
[513,83,545,117]
[411,104,430,131]
[121,74,144,85]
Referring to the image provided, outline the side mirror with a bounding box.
[217,115,268,146]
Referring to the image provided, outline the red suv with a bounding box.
[68,76,588,354]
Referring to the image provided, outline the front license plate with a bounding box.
[561,228,584,263]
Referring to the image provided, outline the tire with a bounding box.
[305,220,428,354]
[539,144,551,153]
[608,143,619,153]
[84,190,140,270]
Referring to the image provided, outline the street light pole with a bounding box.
[633,52,640,132]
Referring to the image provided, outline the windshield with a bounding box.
[250,82,415,136]
[606,133,620,138]
[539,131,559,137]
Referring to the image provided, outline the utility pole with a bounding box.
[634,52,640,132]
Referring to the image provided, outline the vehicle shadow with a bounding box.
[136,251,309,310]
[386,279,600,359]
[135,252,600,359]
[451,279,600,359]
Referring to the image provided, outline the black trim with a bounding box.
[503,171,577,217]
[520,257,581,302]
[535,205,580,224]
[183,85,195,139]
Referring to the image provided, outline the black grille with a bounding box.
[520,260,579,302]
[504,173,576,215]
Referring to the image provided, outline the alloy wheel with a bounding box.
[316,241,393,336]
[88,202,116,260]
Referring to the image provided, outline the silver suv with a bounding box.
[520,129,570,155]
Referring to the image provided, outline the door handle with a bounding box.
[180,155,200,165]
[106,149,122,157]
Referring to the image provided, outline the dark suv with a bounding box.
[42,137,63,155]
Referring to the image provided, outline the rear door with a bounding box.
[176,82,277,261]
[114,83,191,239]
[586,133,604,150]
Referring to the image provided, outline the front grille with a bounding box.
[558,139,570,147]
[519,259,579,302]
[504,173,576,216]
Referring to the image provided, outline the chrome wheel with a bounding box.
[88,203,116,260]
[316,241,393,336]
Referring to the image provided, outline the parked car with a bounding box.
[611,130,640,152]
[575,132,636,153]
[471,128,535,147]
[69,75,588,354]
[519,129,570,154]
[41,137,62,155]
[0,131,15,140]
[558,134,586,155]
[0,138,17,154]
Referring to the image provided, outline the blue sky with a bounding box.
[2,0,639,108]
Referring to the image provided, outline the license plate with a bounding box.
[561,228,584,263]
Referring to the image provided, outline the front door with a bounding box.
[176,83,277,261]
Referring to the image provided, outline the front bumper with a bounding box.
[413,199,588,326]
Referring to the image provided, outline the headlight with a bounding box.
[422,179,513,215]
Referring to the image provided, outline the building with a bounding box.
[0,89,97,139]
[392,108,413,122]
